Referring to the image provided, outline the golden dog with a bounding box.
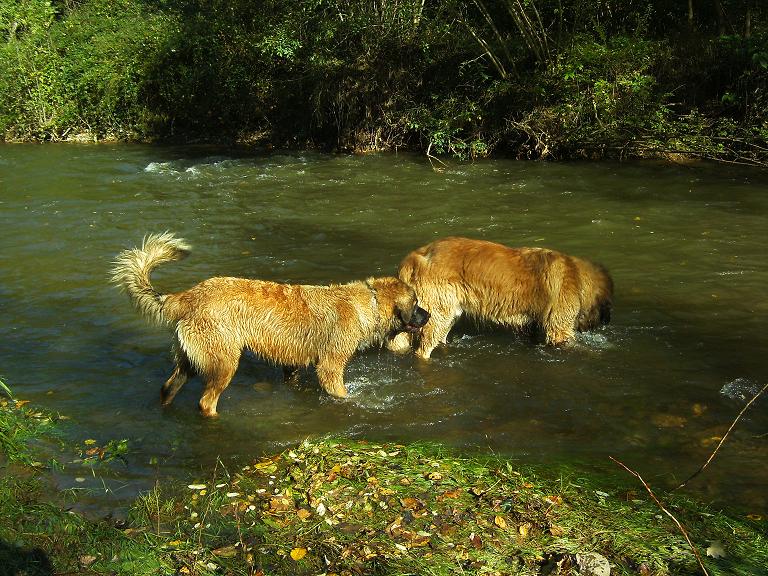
[388,237,612,359]
[111,232,429,417]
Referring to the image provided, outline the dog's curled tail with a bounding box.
[110,232,191,325]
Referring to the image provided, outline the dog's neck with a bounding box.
[364,279,379,309]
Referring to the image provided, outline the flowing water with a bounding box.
[1,144,766,516]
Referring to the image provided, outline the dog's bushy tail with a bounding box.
[110,232,191,325]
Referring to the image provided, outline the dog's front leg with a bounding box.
[315,356,348,398]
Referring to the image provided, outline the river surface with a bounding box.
[1,144,766,516]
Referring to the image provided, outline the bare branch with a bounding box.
[675,382,768,491]
[610,457,710,576]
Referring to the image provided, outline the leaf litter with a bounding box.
[136,438,768,575]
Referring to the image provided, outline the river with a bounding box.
[1,144,766,516]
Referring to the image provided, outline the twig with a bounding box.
[425,142,449,172]
[609,456,710,576]
[675,381,768,491]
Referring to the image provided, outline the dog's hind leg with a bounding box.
[161,344,195,406]
[198,355,239,417]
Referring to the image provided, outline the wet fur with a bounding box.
[389,237,613,359]
[111,232,424,416]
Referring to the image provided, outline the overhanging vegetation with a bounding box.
[1,1,766,164]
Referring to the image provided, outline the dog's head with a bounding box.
[365,277,429,341]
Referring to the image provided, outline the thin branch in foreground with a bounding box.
[609,456,710,576]
[675,381,768,492]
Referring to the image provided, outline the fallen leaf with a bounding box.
[290,547,307,561]
[700,435,723,447]
[706,540,726,559]
[212,545,238,558]
[438,488,462,500]
[549,525,566,537]
[296,508,311,520]
[79,555,97,567]
[83,438,96,445]
[652,413,687,428]
[469,532,483,549]
[691,403,707,417]
[747,514,764,521]
[494,515,508,529]
[269,497,293,513]
[518,523,531,538]
[187,484,207,490]
[400,497,424,510]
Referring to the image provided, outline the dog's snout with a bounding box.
[412,305,430,327]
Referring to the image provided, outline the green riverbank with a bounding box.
[1,384,767,575]
[2,1,766,165]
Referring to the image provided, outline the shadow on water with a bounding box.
[0,541,53,576]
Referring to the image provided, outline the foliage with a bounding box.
[0,0,766,163]
[0,380,57,465]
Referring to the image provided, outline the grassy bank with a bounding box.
[1,1,766,165]
[2,385,767,575]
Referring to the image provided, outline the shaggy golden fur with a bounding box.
[388,237,613,359]
[111,232,429,417]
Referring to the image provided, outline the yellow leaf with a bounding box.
[290,547,307,561]
[212,545,238,558]
[296,508,311,521]
[494,515,508,529]
[519,523,532,538]
[84,439,97,445]
[549,525,566,537]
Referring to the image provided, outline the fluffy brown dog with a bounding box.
[111,232,429,417]
[388,237,613,359]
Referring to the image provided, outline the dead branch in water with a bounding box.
[610,456,710,576]
[425,142,449,172]
[675,381,768,491]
